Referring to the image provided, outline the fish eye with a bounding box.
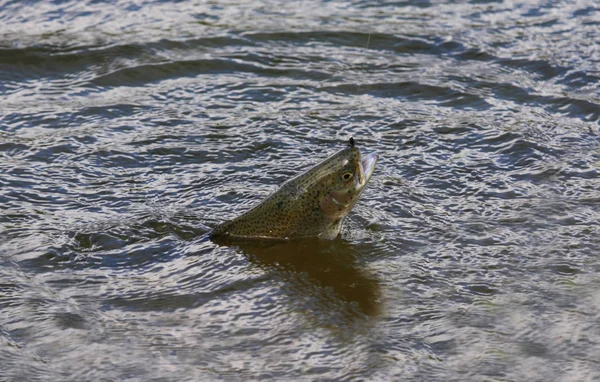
[342,172,353,181]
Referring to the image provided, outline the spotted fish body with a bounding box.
[210,138,378,240]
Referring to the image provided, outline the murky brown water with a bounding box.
[1,0,600,380]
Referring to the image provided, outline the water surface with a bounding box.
[1,0,600,380]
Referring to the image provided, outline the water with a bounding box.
[1,0,599,380]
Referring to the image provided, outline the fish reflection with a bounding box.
[212,236,382,324]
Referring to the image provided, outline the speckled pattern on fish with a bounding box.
[210,138,378,240]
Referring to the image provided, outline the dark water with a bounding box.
[1,0,600,380]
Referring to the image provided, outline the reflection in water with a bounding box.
[211,236,382,325]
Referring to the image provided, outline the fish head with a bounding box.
[317,143,378,222]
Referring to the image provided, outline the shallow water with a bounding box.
[1,0,600,380]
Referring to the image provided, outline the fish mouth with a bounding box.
[360,152,378,185]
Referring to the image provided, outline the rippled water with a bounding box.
[1,0,600,380]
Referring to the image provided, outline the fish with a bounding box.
[210,137,378,240]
